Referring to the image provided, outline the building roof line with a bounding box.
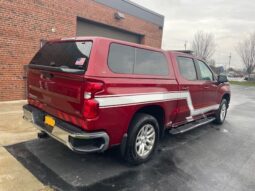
[94,0,164,27]
[122,0,164,18]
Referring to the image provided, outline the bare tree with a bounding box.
[208,59,216,67]
[237,33,255,80]
[192,31,216,61]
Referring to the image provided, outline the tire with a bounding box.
[214,99,228,124]
[123,113,159,165]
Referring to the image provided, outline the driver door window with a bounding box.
[197,60,213,81]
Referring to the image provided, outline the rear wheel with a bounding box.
[214,99,228,124]
[123,113,159,165]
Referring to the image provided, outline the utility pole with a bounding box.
[228,53,232,70]
[184,41,187,50]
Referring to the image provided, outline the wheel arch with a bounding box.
[222,93,230,107]
[129,105,166,138]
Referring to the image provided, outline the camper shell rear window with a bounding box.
[29,41,93,74]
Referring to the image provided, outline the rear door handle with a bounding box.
[204,86,210,89]
[181,86,189,90]
[41,72,54,79]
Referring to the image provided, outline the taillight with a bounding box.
[84,81,104,99]
[83,81,104,119]
[83,99,99,119]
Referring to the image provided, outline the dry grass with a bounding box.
[230,81,255,86]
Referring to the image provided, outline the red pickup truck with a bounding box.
[23,37,230,164]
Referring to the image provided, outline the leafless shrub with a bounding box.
[237,33,255,80]
[192,31,216,61]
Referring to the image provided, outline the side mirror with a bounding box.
[217,74,228,83]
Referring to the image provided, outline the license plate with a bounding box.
[44,115,55,127]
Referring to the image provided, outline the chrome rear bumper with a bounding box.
[23,105,109,153]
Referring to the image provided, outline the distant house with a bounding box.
[227,68,244,78]
[210,65,225,75]
[244,73,255,81]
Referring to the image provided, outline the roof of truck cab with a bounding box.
[167,50,206,61]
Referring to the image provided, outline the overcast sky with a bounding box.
[132,0,255,69]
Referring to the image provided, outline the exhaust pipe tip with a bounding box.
[38,131,49,139]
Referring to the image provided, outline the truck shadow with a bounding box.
[6,124,218,191]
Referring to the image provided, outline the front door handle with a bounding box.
[204,86,210,89]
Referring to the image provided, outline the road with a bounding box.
[3,85,255,191]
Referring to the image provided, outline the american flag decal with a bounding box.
[75,57,86,66]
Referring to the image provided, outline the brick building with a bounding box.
[0,0,164,101]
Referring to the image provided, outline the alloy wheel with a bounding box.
[135,124,156,158]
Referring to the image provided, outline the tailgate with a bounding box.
[27,40,93,119]
[28,69,84,117]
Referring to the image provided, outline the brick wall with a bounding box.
[0,0,163,101]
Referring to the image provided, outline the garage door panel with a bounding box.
[77,20,141,44]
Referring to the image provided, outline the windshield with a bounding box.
[30,41,93,72]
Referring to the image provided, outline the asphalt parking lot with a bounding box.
[1,85,255,191]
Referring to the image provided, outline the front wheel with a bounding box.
[214,99,228,124]
[123,113,159,165]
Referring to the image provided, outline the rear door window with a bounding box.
[30,41,92,73]
[177,57,197,81]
